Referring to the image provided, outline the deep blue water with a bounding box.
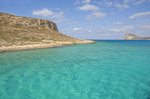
[0,40,150,99]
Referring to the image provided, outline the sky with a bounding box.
[0,0,150,39]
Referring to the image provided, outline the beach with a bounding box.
[0,40,95,52]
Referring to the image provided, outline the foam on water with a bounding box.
[0,40,150,99]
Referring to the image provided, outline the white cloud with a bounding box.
[72,27,93,33]
[123,0,134,3]
[62,25,150,39]
[115,4,129,9]
[32,8,54,17]
[122,26,135,30]
[77,4,99,11]
[73,27,82,31]
[123,0,150,5]
[76,2,106,20]
[32,8,66,23]
[52,11,64,18]
[32,8,64,18]
[124,0,130,3]
[129,11,150,19]
[109,26,134,32]
[134,0,149,5]
[87,11,106,19]
[82,0,91,3]
[105,2,113,6]
[74,0,91,5]
[143,25,150,29]
[109,28,121,32]
[114,22,123,25]
[97,1,112,6]
[87,29,92,32]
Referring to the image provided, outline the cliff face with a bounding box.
[125,34,150,40]
[0,12,58,31]
[0,12,95,49]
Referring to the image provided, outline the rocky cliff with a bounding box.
[125,34,150,40]
[0,12,95,51]
[0,12,58,31]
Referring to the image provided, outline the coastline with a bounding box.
[0,12,96,53]
[0,40,96,52]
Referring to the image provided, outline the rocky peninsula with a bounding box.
[125,34,150,40]
[0,12,95,52]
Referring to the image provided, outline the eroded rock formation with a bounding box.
[125,34,150,40]
[0,12,95,52]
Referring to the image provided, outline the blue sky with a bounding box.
[0,0,150,39]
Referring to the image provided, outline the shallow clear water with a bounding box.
[0,40,150,99]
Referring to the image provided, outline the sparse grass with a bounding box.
[0,12,86,47]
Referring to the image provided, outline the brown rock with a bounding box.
[0,12,95,52]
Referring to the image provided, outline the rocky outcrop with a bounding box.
[0,12,95,52]
[125,34,150,40]
[0,12,58,31]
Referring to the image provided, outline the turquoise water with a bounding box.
[0,40,150,99]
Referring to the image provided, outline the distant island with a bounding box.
[0,12,95,52]
[125,34,150,40]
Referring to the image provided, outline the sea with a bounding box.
[0,40,150,99]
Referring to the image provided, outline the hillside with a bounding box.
[125,34,150,40]
[0,12,95,52]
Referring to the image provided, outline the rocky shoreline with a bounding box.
[0,40,95,52]
[0,12,95,52]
